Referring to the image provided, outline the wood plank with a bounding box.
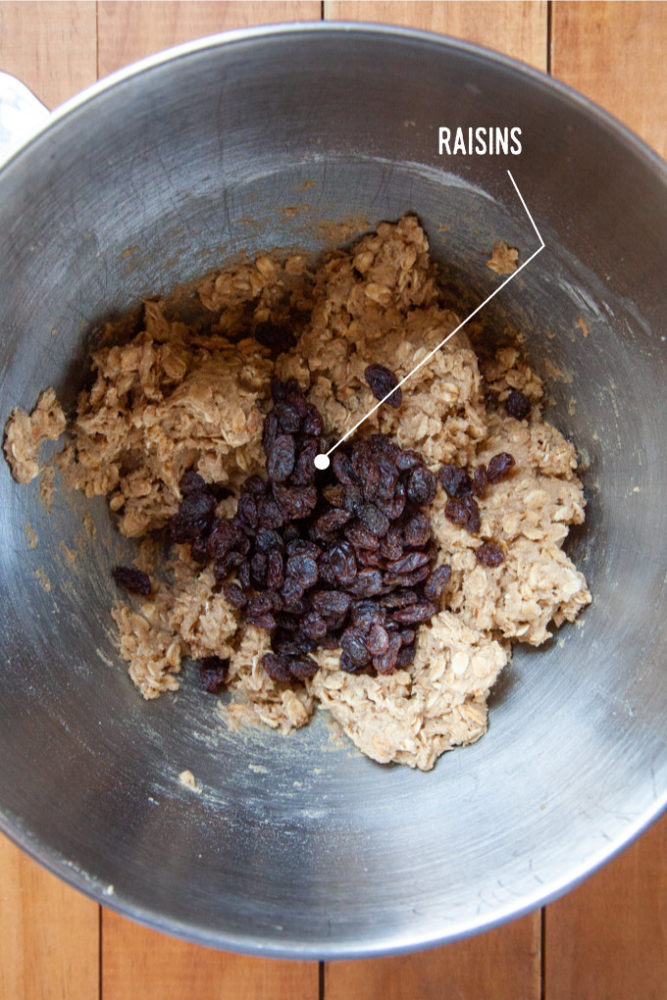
[551,0,667,156]
[325,914,540,1000]
[98,0,321,77]
[0,6,100,998]
[548,5,666,997]
[322,6,544,997]
[98,9,321,997]
[321,7,544,997]
[102,909,318,1000]
[545,814,667,1000]
[324,0,548,70]
[0,833,99,1000]
[0,0,97,108]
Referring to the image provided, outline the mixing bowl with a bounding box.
[0,24,665,958]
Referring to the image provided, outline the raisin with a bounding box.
[473,465,488,498]
[274,402,302,434]
[312,508,352,539]
[236,493,259,530]
[392,601,437,625]
[364,363,402,408]
[303,404,324,437]
[360,503,390,537]
[438,464,472,498]
[380,590,418,609]
[198,655,229,693]
[286,539,321,559]
[332,451,357,485]
[373,634,402,674]
[386,551,430,575]
[169,492,217,542]
[356,548,386,569]
[406,465,437,505]
[237,559,251,589]
[348,568,384,597]
[396,645,416,668]
[292,439,318,485]
[383,564,430,590]
[288,655,319,680]
[179,469,208,496]
[244,475,269,497]
[341,627,371,667]
[445,494,481,534]
[367,623,389,656]
[207,520,244,559]
[505,388,531,420]
[262,410,280,454]
[487,452,516,483]
[254,323,296,359]
[395,448,421,471]
[267,434,296,482]
[250,551,268,588]
[191,537,209,564]
[261,652,292,682]
[224,582,248,608]
[345,524,381,551]
[112,566,151,596]
[374,482,406,521]
[423,564,451,602]
[342,485,364,515]
[380,524,404,561]
[285,553,318,589]
[266,549,284,589]
[350,600,386,629]
[273,484,317,519]
[255,528,283,552]
[302,611,328,641]
[311,590,351,618]
[281,575,305,607]
[327,540,357,586]
[212,550,244,581]
[340,650,366,674]
[257,498,285,529]
[476,541,506,566]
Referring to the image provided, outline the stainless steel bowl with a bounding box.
[0,24,665,958]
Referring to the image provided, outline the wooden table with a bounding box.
[0,3,665,998]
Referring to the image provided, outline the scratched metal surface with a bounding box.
[0,25,665,958]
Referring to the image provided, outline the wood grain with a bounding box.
[322,3,545,998]
[98,0,321,77]
[102,908,318,1000]
[0,0,96,109]
[547,4,666,994]
[97,7,321,997]
[551,0,667,157]
[324,0,548,70]
[0,5,100,999]
[0,833,99,1000]
[545,816,667,1000]
[325,914,540,1000]
[0,4,665,1000]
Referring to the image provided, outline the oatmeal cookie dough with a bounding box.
[6,215,591,770]
[3,388,66,484]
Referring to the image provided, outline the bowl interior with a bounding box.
[0,27,665,957]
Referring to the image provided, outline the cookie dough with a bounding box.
[4,216,590,770]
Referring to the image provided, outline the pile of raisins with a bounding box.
[114,375,518,689]
[164,378,450,683]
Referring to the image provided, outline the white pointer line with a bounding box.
[314,170,545,469]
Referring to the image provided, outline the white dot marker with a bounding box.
[314,453,330,471]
